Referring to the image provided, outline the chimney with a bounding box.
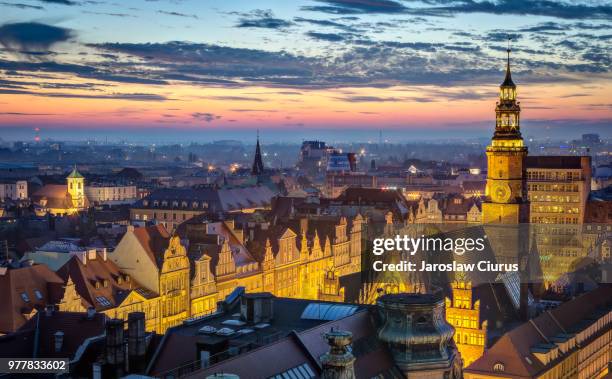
[200,350,210,369]
[86,306,96,320]
[240,293,273,324]
[127,312,146,373]
[92,362,102,379]
[105,318,125,378]
[54,331,64,353]
[320,329,355,379]
[45,304,54,316]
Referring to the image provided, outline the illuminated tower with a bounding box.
[445,280,486,367]
[66,166,85,209]
[482,46,529,224]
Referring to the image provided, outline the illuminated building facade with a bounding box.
[85,183,138,205]
[526,156,592,225]
[445,280,487,367]
[105,212,363,333]
[32,167,89,215]
[0,180,27,201]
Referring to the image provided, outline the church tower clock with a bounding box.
[482,47,529,224]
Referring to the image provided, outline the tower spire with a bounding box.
[251,131,264,176]
[502,37,515,87]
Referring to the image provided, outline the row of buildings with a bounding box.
[2,207,364,335]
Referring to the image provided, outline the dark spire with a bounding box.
[251,130,264,176]
[501,38,515,87]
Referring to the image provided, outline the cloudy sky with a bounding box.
[0,0,610,141]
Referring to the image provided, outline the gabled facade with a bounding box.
[445,280,487,367]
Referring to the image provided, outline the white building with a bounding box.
[0,180,27,201]
[85,183,138,205]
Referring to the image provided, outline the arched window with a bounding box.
[493,362,505,372]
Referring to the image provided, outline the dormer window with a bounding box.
[143,200,149,207]
[172,201,178,207]
[493,362,505,372]
[95,281,101,289]
[161,200,168,207]
[34,290,43,300]
[103,280,109,288]
[192,201,199,208]
[20,292,30,302]
[153,200,159,207]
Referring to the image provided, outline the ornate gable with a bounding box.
[161,235,189,274]
[216,239,236,276]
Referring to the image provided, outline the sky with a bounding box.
[0,0,610,142]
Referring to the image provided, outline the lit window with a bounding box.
[493,363,505,372]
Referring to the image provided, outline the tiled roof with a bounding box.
[466,285,612,377]
[131,224,171,268]
[0,264,65,334]
[31,184,89,209]
[55,252,146,311]
[133,185,276,213]
[0,311,106,360]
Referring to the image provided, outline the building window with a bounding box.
[493,363,505,372]
[34,290,43,300]
[20,292,30,302]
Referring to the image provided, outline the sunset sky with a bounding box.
[0,0,610,142]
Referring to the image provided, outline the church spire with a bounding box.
[251,130,264,176]
[501,38,515,88]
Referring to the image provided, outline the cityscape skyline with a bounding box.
[0,0,610,138]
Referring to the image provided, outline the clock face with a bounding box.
[494,183,511,202]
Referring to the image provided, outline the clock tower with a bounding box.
[482,47,529,224]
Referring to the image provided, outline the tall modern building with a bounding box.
[482,48,529,224]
